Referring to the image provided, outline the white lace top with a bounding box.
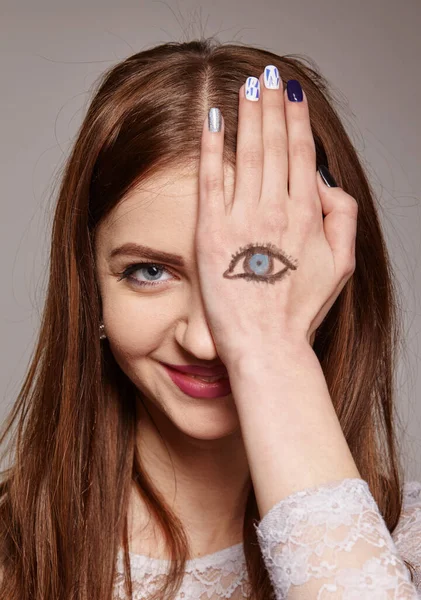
[113,477,421,599]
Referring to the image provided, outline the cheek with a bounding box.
[102,288,175,359]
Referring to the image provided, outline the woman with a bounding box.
[0,38,420,600]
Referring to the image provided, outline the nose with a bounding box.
[174,290,219,363]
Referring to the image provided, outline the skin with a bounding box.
[195,74,360,526]
[223,242,298,283]
[94,163,316,558]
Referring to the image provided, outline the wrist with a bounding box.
[227,337,316,380]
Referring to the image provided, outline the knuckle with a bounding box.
[196,225,222,252]
[240,148,262,170]
[343,253,356,276]
[265,136,286,158]
[203,174,223,196]
[339,193,358,215]
[348,197,359,215]
[290,140,315,163]
[267,210,289,232]
[290,198,318,229]
[300,202,318,223]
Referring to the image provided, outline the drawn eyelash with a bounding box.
[223,242,298,284]
[117,262,175,288]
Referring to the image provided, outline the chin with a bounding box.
[137,388,242,442]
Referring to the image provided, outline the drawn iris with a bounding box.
[247,253,271,276]
[223,242,298,284]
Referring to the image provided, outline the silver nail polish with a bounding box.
[208,107,221,132]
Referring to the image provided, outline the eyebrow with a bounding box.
[108,243,185,267]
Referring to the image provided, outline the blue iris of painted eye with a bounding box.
[223,243,298,284]
[248,253,270,276]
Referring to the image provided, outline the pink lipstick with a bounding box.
[160,363,232,399]
[161,363,228,377]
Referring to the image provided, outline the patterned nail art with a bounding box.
[245,77,260,101]
[264,65,280,89]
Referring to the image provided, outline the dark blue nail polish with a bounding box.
[287,80,303,102]
[318,165,338,188]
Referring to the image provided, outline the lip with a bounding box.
[160,362,228,377]
[162,364,232,399]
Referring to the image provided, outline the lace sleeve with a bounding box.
[254,477,421,599]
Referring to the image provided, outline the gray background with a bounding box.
[1,0,420,481]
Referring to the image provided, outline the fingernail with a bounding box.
[287,80,303,102]
[318,165,338,188]
[208,107,222,132]
[245,76,260,101]
[263,65,280,89]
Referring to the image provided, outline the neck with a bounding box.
[127,395,252,558]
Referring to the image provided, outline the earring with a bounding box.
[99,321,107,340]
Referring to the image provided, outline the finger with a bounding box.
[259,67,288,207]
[231,78,263,214]
[198,108,226,224]
[317,170,358,276]
[285,81,319,206]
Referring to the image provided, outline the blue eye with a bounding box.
[223,242,298,284]
[117,262,175,288]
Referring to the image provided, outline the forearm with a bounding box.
[229,340,361,519]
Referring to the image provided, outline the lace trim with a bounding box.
[117,541,245,574]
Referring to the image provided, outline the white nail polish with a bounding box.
[264,65,280,89]
[245,77,260,101]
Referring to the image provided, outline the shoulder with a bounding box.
[400,480,421,515]
[390,480,421,548]
[392,481,421,573]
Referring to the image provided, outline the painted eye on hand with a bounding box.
[223,242,298,284]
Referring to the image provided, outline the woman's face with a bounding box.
[94,164,316,442]
[94,164,245,441]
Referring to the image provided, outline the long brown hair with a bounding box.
[0,37,416,599]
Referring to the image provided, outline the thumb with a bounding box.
[316,166,358,275]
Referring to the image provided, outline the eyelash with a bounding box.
[117,262,176,288]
